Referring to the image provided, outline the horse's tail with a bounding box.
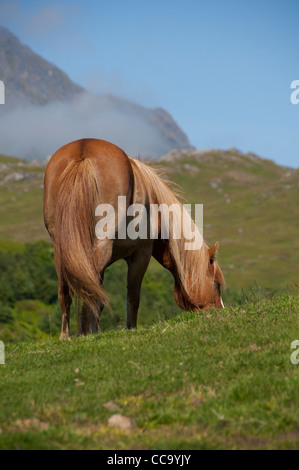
[54,157,109,314]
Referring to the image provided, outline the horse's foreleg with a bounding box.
[126,247,152,329]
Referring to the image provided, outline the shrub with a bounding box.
[0,303,13,324]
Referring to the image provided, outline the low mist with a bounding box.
[0,91,171,161]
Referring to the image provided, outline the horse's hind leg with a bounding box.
[54,248,72,340]
[78,301,103,335]
[58,279,72,340]
[126,246,152,329]
[78,240,113,336]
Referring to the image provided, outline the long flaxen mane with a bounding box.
[129,157,209,305]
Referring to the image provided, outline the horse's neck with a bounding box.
[129,157,204,288]
[152,239,174,273]
[152,239,199,310]
[128,158,207,310]
[152,238,188,289]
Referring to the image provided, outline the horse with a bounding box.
[43,138,225,339]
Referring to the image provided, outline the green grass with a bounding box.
[0,294,299,450]
[0,149,298,449]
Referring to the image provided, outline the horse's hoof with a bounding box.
[59,335,71,341]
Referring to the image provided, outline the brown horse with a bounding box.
[44,138,225,339]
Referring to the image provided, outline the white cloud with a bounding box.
[0,92,170,160]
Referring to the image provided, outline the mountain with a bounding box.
[0,25,192,158]
[0,25,83,107]
[0,147,298,292]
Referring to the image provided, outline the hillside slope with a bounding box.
[0,295,299,449]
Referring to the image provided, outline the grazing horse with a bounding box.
[43,138,225,339]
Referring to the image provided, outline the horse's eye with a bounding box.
[209,258,214,265]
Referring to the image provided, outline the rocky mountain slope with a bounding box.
[0,25,83,107]
[0,25,192,158]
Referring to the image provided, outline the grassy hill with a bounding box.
[0,153,47,243]
[0,147,298,290]
[0,148,298,450]
[0,294,298,450]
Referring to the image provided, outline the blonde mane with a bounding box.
[129,157,209,301]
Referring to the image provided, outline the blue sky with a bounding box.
[0,0,298,167]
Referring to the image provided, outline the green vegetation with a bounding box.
[0,240,183,343]
[0,295,298,450]
[0,242,57,342]
[0,148,298,449]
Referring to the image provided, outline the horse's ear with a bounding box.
[209,241,219,261]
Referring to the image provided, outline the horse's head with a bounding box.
[174,241,225,311]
